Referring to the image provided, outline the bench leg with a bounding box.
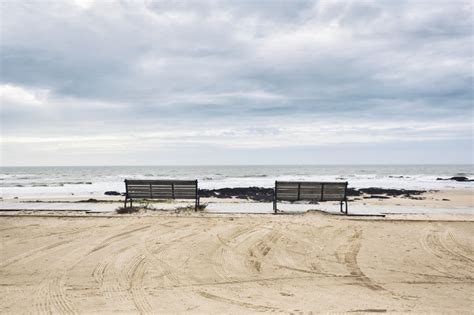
[195,197,200,212]
[124,198,127,208]
[273,199,277,214]
[340,201,343,213]
[345,200,348,215]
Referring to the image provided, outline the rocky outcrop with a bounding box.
[199,187,274,202]
[104,187,427,201]
[436,176,473,182]
[104,191,123,196]
[197,186,426,202]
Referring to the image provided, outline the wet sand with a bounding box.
[354,188,473,209]
[0,211,473,313]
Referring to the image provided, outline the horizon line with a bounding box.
[1,163,472,168]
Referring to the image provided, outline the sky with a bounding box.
[0,0,473,166]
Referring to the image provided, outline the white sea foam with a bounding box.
[1,165,473,198]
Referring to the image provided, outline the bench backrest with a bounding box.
[275,181,348,202]
[125,179,198,200]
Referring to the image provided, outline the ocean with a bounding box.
[1,165,473,198]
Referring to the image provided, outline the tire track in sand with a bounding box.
[426,230,473,264]
[337,229,386,292]
[125,254,153,314]
[89,225,155,312]
[145,235,192,285]
[247,227,282,273]
[1,239,71,268]
[447,231,473,260]
[34,271,78,315]
[30,224,112,315]
[210,222,264,280]
[197,290,280,312]
[90,244,144,311]
[88,225,153,304]
[89,225,151,254]
[421,229,474,278]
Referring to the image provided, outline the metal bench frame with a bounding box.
[273,181,348,215]
[124,179,200,211]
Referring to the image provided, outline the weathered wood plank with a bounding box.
[126,180,197,185]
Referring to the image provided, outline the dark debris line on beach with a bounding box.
[436,176,474,182]
[209,187,426,201]
[105,187,427,202]
[178,187,427,202]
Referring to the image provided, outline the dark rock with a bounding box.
[199,187,274,202]
[104,191,122,196]
[358,187,425,196]
[408,196,425,200]
[198,186,427,202]
[450,176,472,182]
[346,188,361,196]
[436,176,473,182]
[364,195,390,199]
[79,198,99,203]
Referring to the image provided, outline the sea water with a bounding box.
[1,165,473,198]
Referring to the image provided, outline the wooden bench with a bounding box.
[273,181,349,214]
[124,179,200,211]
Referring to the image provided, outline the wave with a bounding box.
[238,174,268,178]
[2,181,94,187]
[2,165,473,198]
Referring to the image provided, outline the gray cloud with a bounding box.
[1,0,472,165]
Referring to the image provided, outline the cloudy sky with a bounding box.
[1,0,472,166]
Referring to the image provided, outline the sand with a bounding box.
[0,211,473,314]
[354,188,474,209]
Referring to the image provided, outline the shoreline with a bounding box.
[1,209,473,222]
[0,185,463,201]
[0,187,472,216]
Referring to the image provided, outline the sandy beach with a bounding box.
[1,211,473,314]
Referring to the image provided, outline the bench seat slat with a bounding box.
[277,196,299,200]
[126,180,197,185]
[277,192,298,197]
[299,194,322,199]
[128,194,153,198]
[325,190,346,193]
[298,189,322,192]
[277,181,346,185]
[277,186,299,190]
[276,189,299,194]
